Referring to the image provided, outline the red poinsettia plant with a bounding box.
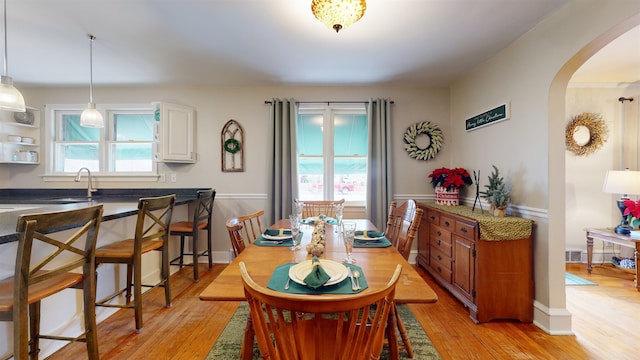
[428,167,473,190]
[623,199,640,229]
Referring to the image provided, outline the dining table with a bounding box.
[200,218,438,360]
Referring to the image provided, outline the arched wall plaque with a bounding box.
[221,119,245,172]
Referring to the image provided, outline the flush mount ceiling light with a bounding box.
[311,0,366,33]
[80,34,103,128]
[0,0,25,112]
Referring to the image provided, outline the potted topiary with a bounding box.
[480,165,510,217]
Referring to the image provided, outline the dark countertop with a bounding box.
[0,188,208,245]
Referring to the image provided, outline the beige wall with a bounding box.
[450,0,640,333]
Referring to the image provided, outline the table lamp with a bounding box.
[602,170,640,234]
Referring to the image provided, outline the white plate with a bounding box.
[289,259,349,287]
[262,233,292,240]
[354,235,384,241]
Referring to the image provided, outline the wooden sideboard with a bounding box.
[417,203,534,323]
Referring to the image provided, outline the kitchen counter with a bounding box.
[0,188,207,244]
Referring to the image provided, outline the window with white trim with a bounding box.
[47,105,156,176]
[296,103,368,205]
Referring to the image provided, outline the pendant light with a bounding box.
[311,0,366,33]
[80,34,103,128]
[0,0,25,112]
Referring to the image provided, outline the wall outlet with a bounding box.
[171,173,177,182]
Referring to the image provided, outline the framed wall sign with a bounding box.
[465,103,510,131]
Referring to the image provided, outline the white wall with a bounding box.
[565,87,640,261]
[5,84,449,261]
[449,0,640,334]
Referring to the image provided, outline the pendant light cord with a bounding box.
[88,34,95,103]
[3,0,8,77]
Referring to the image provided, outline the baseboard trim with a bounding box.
[533,300,574,335]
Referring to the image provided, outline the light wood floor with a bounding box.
[47,262,639,360]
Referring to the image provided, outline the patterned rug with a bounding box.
[565,272,597,286]
[206,302,442,359]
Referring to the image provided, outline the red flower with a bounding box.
[428,167,473,190]
[623,199,640,228]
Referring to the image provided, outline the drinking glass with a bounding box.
[289,214,301,251]
[334,203,344,233]
[342,221,356,264]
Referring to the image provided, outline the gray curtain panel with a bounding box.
[366,98,393,229]
[268,98,298,225]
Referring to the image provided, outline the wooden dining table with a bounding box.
[200,219,438,360]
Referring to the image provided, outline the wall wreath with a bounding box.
[565,112,608,156]
[404,121,443,161]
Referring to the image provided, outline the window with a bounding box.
[296,103,368,204]
[47,105,156,176]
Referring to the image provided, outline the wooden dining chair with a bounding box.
[226,217,247,257]
[169,189,215,281]
[383,199,424,358]
[94,194,175,333]
[236,209,265,244]
[295,198,345,218]
[239,261,402,360]
[0,205,104,360]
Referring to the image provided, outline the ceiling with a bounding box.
[2,0,636,88]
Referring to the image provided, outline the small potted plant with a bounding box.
[428,167,473,206]
[480,165,510,217]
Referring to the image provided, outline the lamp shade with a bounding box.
[0,75,25,112]
[80,102,104,128]
[311,0,366,33]
[602,170,640,196]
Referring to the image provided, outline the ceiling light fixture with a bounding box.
[80,34,103,128]
[311,0,366,33]
[0,0,25,112]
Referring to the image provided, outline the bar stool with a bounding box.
[95,194,175,333]
[169,189,215,281]
[0,205,104,360]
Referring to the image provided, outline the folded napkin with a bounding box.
[355,230,384,238]
[303,256,331,289]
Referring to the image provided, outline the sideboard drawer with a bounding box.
[455,220,476,240]
[427,210,440,224]
[430,226,452,256]
[430,254,452,283]
[440,215,455,231]
[430,246,452,271]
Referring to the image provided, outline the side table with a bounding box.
[585,228,639,291]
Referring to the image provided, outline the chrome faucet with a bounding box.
[74,167,97,198]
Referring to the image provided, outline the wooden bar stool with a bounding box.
[169,189,215,281]
[95,194,175,333]
[0,205,104,360]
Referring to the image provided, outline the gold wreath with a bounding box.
[565,112,608,156]
[403,121,443,161]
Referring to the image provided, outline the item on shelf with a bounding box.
[7,135,21,142]
[14,110,35,125]
[21,136,34,144]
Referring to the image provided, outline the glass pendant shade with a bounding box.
[311,0,366,33]
[0,0,25,112]
[80,102,103,128]
[0,75,25,112]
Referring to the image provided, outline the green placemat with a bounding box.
[267,262,367,294]
[254,232,303,247]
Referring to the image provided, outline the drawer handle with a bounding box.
[437,266,442,273]
[437,255,442,260]
[437,230,442,236]
[437,239,441,246]
[444,221,450,227]
[461,227,468,233]
[430,215,436,221]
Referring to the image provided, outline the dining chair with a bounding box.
[239,261,402,360]
[295,198,345,218]
[383,199,424,358]
[236,209,265,244]
[0,205,104,360]
[169,189,216,281]
[226,217,247,257]
[94,194,176,333]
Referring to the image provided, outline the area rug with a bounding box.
[206,302,442,359]
[565,272,596,286]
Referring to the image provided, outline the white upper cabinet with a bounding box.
[154,101,196,163]
[0,106,40,164]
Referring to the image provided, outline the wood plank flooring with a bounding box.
[47,262,639,360]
